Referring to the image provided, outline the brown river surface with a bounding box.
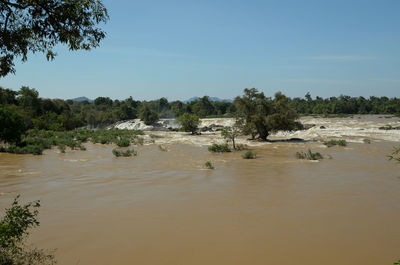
[1,117,400,265]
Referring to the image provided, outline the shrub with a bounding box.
[176,113,200,134]
[116,138,130,147]
[112,148,137,157]
[204,161,214,169]
[208,143,231,152]
[388,146,400,163]
[0,196,56,265]
[323,139,347,147]
[296,149,323,160]
[242,150,256,159]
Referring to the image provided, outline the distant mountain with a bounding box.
[71,96,93,102]
[183,96,233,103]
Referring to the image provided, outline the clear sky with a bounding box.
[1,0,400,100]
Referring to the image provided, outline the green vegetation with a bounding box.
[112,148,137,157]
[208,143,231,153]
[0,0,108,77]
[0,129,144,155]
[176,113,200,134]
[204,161,214,169]
[221,126,241,150]
[388,146,400,163]
[235,89,302,140]
[323,139,347,147]
[139,103,159,125]
[0,196,56,265]
[0,105,26,144]
[393,258,400,265]
[296,149,323,160]
[242,150,256,159]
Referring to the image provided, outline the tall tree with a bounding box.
[0,0,108,77]
[234,88,302,140]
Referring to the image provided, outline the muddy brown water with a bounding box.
[1,140,400,265]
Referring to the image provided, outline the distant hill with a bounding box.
[183,96,233,103]
[71,97,93,102]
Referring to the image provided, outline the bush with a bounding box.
[208,143,231,152]
[116,138,130,147]
[112,148,137,157]
[296,149,323,160]
[389,146,400,163]
[176,113,200,134]
[242,150,256,159]
[0,196,56,265]
[204,161,214,169]
[158,145,168,152]
[323,139,347,147]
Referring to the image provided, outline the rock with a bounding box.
[320,126,326,129]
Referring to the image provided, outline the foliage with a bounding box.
[112,148,137,157]
[0,129,144,155]
[116,138,130,147]
[221,125,241,150]
[323,139,347,147]
[204,161,214,169]
[176,113,200,134]
[242,150,256,159]
[0,0,109,77]
[158,145,168,152]
[296,149,323,160]
[0,196,56,265]
[394,258,400,265]
[388,146,400,162]
[139,104,159,125]
[208,143,231,153]
[234,88,302,140]
[0,104,26,143]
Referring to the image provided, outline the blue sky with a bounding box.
[1,0,400,100]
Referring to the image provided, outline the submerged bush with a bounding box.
[112,148,137,157]
[116,138,130,147]
[0,196,56,265]
[158,145,168,152]
[388,146,400,163]
[323,139,347,147]
[296,149,323,160]
[242,150,256,159]
[204,161,214,169]
[363,138,371,144]
[208,143,231,153]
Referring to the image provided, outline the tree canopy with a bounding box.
[0,0,109,77]
[177,113,200,134]
[234,88,302,140]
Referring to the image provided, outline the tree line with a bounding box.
[1,85,400,142]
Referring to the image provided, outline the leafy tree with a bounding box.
[0,196,55,265]
[139,103,159,125]
[0,104,26,143]
[234,88,301,140]
[0,0,109,77]
[177,113,200,134]
[221,125,241,150]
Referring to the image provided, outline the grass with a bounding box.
[204,161,214,169]
[208,143,231,152]
[242,150,256,159]
[296,149,323,160]
[323,139,347,147]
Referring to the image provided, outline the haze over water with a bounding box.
[0,116,399,265]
